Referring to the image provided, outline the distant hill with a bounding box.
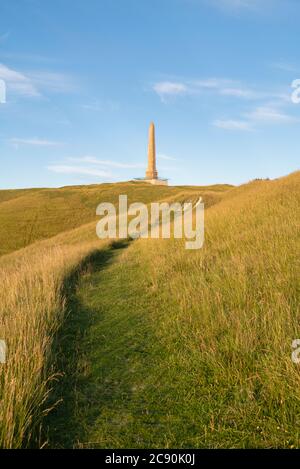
[0,181,232,255]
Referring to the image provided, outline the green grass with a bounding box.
[45,171,300,448]
[1,173,299,448]
[0,182,231,255]
[46,240,204,448]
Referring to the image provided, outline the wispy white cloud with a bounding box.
[219,87,258,98]
[153,77,266,101]
[47,156,147,185]
[49,154,177,181]
[214,105,298,131]
[68,156,145,169]
[0,63,76,98]
[157,153,178,161]
[9,138,62,147]
[192,78,228,89]
[154,74,296,131]
[0,63,40,97]
[47,165,112,178]
[82,103,102,111]
[153,81,188,101]
[82,100,120,112]
[194,78,263,99]
[213,119,253,131]
[245,106,298,123]
[153,79,232,100]
[28,71,76,93]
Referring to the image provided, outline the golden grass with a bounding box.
[0,172,298,447]
[128,171,300,447]
[0,236,109,448]
[0,182,228,256]
[0,185,204,447]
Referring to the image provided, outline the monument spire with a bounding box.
[146,122,158,180]
[132,121,167,185]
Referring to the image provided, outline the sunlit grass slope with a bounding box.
[0,236,110,447]
[46,171,300,448]
[0,182,231,256]
[134,171,300,448]
[0,180,230,448]
[0,173,299,448]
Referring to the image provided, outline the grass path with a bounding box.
[46,240,215,448]
[46,241,168,448]
[45,235,299,449]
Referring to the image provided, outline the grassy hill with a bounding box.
[0,182,231,256]
[0,172,299,448]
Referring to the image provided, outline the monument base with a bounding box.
[133,178,168,186]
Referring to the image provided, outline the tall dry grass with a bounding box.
[130,171,300,447]
[0,187,211,448]
[0,238,108,448]
[0,172,298,447]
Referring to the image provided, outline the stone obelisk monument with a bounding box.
[133,122,168,185]
[145,122,158,180]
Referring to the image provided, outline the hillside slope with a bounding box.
[0,172,299,448]
[0,182,231,256]
[46,171,300,448]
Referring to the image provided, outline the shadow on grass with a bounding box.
[44,239,130,448]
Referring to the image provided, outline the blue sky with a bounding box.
[0,0,299,188]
